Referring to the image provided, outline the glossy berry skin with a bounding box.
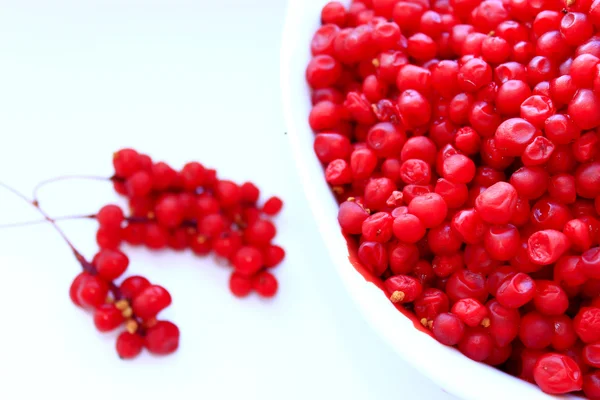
[496,272,536,309]
[414,289,449,321]
[97,205,124,229]
[232,246,264,276]
[432,313,465,346]
[582,343,600,368]
[94,249,129,281]
[144,321,180,355]
[69,272,109,309]
[262,196,283,215]
[533,281,569,316]
[484,225,520,261]
[392,213,426,244]
[569,89,600,130]
[487,300,520,347]
[384,275,423,304]
[93,304,125,332]
[533,353,583,394]
[494,118,537,156]
[474,182,518,225]
[407,193,448,228]
[574,307,600,343]
[120,276,151,300]
[252,271,278,298]
[451,298,487,328]
[229,272,253,298]
[132,285,172,320]
[528,230,571,265]
[362,212,394,243]
[116,332,144,359]
[519,312,554,349]
[338,201,370,234]
[358,241,388,276]
[458,328,493,361]
[155,195,184,228]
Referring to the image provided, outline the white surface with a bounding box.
[281,1,562,400]
[0,1,454,400]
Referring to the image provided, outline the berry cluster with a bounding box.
[6,148,284,360]
[106,148,284,299]
[309,0,600,396]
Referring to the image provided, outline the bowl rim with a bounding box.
[278,1,566,399]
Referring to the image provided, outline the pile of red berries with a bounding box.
[308,0,600,396]
[69,148,284,359]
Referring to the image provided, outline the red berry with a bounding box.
[534,281,569,316]
[96,226,122,250]
[432,312,465,345]
[528,230,571,265]
[533,353,583,394]
[407,193,448,228]
[70,272,109,309]
[125,171,153,198]
[262,196,283,215]
[215,180,241,208]
[95,249,129,281]
[93,304,125,332]
[132,285,172,320]
[116,331,144,359]
[113,148,141,178]
[474,182,518,225]
[144,321,180,355]
[384,275,423,304]
[120,276,151,300]
[252,271,278,298]
[451,298,488,328]
[358,241,388,276]
[574,307,600,343]
[97,205,124,229]
[181,162,205,190]
[232,246,263,276]
[229,272,253,298]
[155,195,184,228]
[459,328,493,361]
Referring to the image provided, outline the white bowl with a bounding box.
[279,1,566,399]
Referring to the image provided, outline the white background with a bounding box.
[0,1,454,399]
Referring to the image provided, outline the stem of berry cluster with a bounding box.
[32,174,118,204]
[0,181,122,299]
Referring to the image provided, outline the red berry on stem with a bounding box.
[132,285,172,320]
[116,332,144,359]
[144,321,180,355]
[120,276,151,300]
[232,246,263,276]
[97,205,124,229]
[113,148,141,178]
[229,272,253,298]
[253,271,278,298]
[93,304,125,332]
[95,249,129,281]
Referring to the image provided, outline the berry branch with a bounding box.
[0,148,285,359]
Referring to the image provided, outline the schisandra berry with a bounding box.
[69,272,109,309]
[116,331,144,359]
[94,249,129,281]
[252,271,278,298]
[120,276,151,299]
[132,285,172,320]
[229,272,253,298]
[97,205,124,229]
[93,304,125,332]
[144,321,180,355]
